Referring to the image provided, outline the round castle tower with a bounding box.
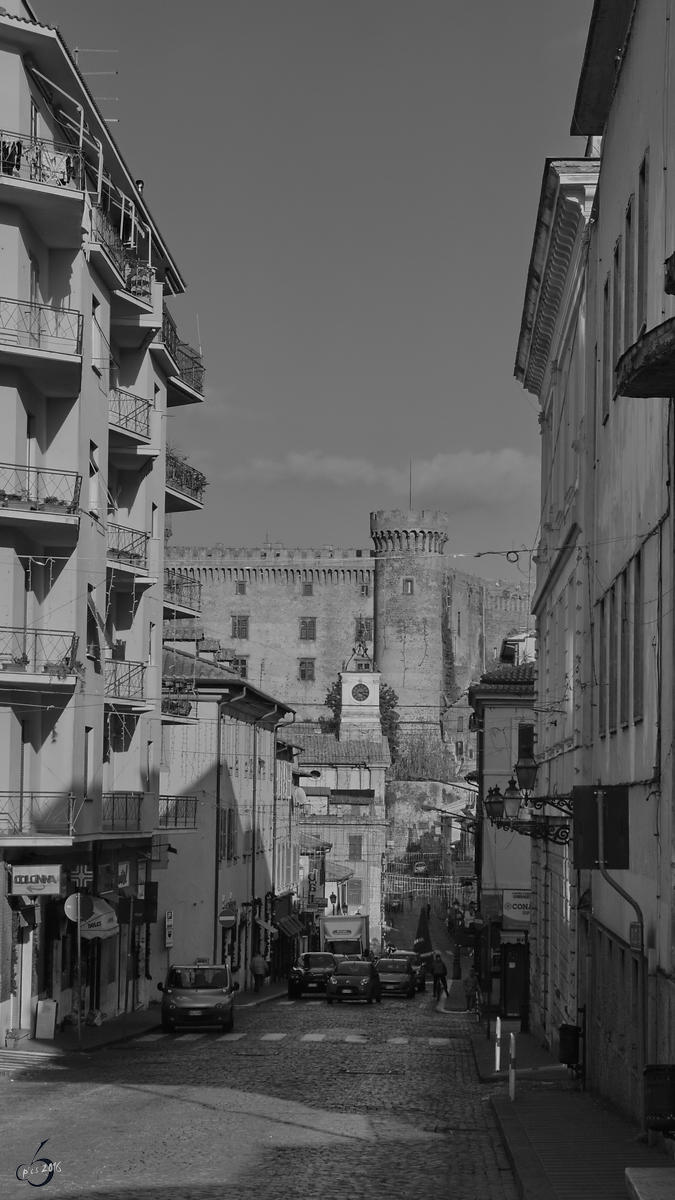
[370,509,448,733]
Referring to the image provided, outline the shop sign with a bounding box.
[165,910,174,948]
[11,865,62,896]
[118,861,130,888]
[502,889,531,929]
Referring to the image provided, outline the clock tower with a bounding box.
[339,646,382,740]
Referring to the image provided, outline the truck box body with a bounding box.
[319,914,370,958]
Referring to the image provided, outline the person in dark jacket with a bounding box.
[251,952,268,994]
[432,953,448,999]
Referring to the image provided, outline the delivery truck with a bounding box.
[318,914,370,958]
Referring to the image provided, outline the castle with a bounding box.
[165,510,532,766]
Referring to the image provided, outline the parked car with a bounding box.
[375,957,416,998]
[157,964,239,1032]
[288,952,338,998]
[413,861,428,875]
[389,950,427,992]
[326,960,382,1004]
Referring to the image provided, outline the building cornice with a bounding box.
[515,159,599,398]
[571,0,636,137]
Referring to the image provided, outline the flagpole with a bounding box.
[76,892,82,1052]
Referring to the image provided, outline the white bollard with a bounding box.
[508,1032,516,1102]
[495,1016,502,1073]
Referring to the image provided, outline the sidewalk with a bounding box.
[472,1020,570,1082]
[2,1005,161,1060]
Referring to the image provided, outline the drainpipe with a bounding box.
[212,689,247,965]
[597,788,646,1135]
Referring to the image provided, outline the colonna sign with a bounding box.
[11,865,62,896]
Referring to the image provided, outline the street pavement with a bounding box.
[0,907,518,1200]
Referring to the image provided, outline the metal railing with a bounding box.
[104,659,146,701]
[0,130,84,190]
[0,628,78,674]
[90,206,154,302]
[155,307,205,394]
[165,451,207,503]
[109,388,152,439]
[159,796,198,828]
[0,791,77,836]
[0,297,83,355]
[107,523,149,568]
[163,573,201,611]
[161,694,195,718]
[0,462,81,514]
[102,792,142,831]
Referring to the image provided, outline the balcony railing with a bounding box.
[90,206,154,303]
[155,307,204,395]
[0,791,77,837]
[161,693,195,718]
[0,462,81,514]
[102,792,142,832]
[104,660,146,701]
[159,796,198,828]
[109,388,152,439]
[0,628,78,674]
[107,523,149,568]
[163,573,201,611]
[0,297,83,355]
[0,130,84,190]
[165,452,207,504]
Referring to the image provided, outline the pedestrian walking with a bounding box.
[432,953,448,999]
[463,966,479,1011]
[426,902,432,920]
[408,890,414,910]
[251,951,268,994]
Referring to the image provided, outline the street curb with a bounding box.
[235,986,288,1009]
[491,1096,558,1200]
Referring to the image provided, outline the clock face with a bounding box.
[351,683,370,702]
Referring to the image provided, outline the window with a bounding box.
[637,153,649,334]
[602,276,611,422]
[517,723,535,760]
[236,581,246,595]
[227,808,237,859]
[231,615,249,639]
[148,621,155,665]
[84,726,94,798]
[624,197,634,348]
[299,659,315,682]
[613,237,622,366]
[300,618,316,640]
[355,617,373,641]
[403,579,414,595]
[633,551,643,720]
[302,582,313,596]
[455,740,464,757]
[598,600,606,737]
[86,585,101,664]
[232,657,248,679]
[360,583,370,599]
[348,835,362,861]
[457,716,464,733]
[30,97,38,141]
[346,878,363,906]
[620,569,630,725]
[457,611,461,636]
[91,297,103,376]
[88,441,100,517]
[608,586,618,733]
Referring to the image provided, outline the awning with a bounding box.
[276,915,304,937]
[255,917,277,937]
[299,834,333,854]
[324,858,354,882]
[80,897,118,941]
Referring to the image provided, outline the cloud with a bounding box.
[222,448,539,511]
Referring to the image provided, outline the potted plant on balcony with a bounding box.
[3,653,29,672]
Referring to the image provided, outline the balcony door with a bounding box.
[25,413,37,503]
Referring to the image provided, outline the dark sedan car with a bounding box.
[375,957,416,998]
[326,960,382,1004]
[288,952,338,998]
[390,950,427,992]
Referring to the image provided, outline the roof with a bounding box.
[162,647,294,720]
[291,723,391,767]
[571,0,635,136]
[469,660,536,706]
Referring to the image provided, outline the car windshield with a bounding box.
[300,954,334,968]
[167,967,229,989]
[393,954,418,965]
[336,962,371,976]
[377,960,410,974]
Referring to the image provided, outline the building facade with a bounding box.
[0,0,205,1044]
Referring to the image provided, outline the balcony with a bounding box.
[163,573,202,618]
[0,791,78,843]
[0,130,84,248]
[0,627,79,690]
[0,462,81,542]
[150,307,204,406]
[89,206,155,308]
[165,451,207,513]
[158,796,198,829]
[0,296,82,395]
[104,660,150,711]
[106,523,154,588]
[102,792,142,832]
[109,388,152,440]
[161,687,197,724]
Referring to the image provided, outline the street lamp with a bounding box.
[329,891,337,915]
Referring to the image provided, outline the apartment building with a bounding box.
[0,0,205,1042]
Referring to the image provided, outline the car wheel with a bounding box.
[327,998,333,1005]
[376,996,382,1004]
[419,982,426,993]
[161,1021,173,1033]
[337,999,342,1004]
[367,998,373,1005]
[223,1008,234,1033]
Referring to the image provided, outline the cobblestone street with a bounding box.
[0,977,518,1200]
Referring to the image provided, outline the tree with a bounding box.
[319,677,401,761]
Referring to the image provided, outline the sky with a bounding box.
[37,0,594,583]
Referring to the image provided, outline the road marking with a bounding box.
[429,1038,451,1045]
[260,1033,287,1041]
[179,1033,205,1041]
[300,1033,325,1042]
[216,1032,246,1041]
[138,1033,166,1041]
[344,1035,367,1043]
[388,1037,409,1044]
